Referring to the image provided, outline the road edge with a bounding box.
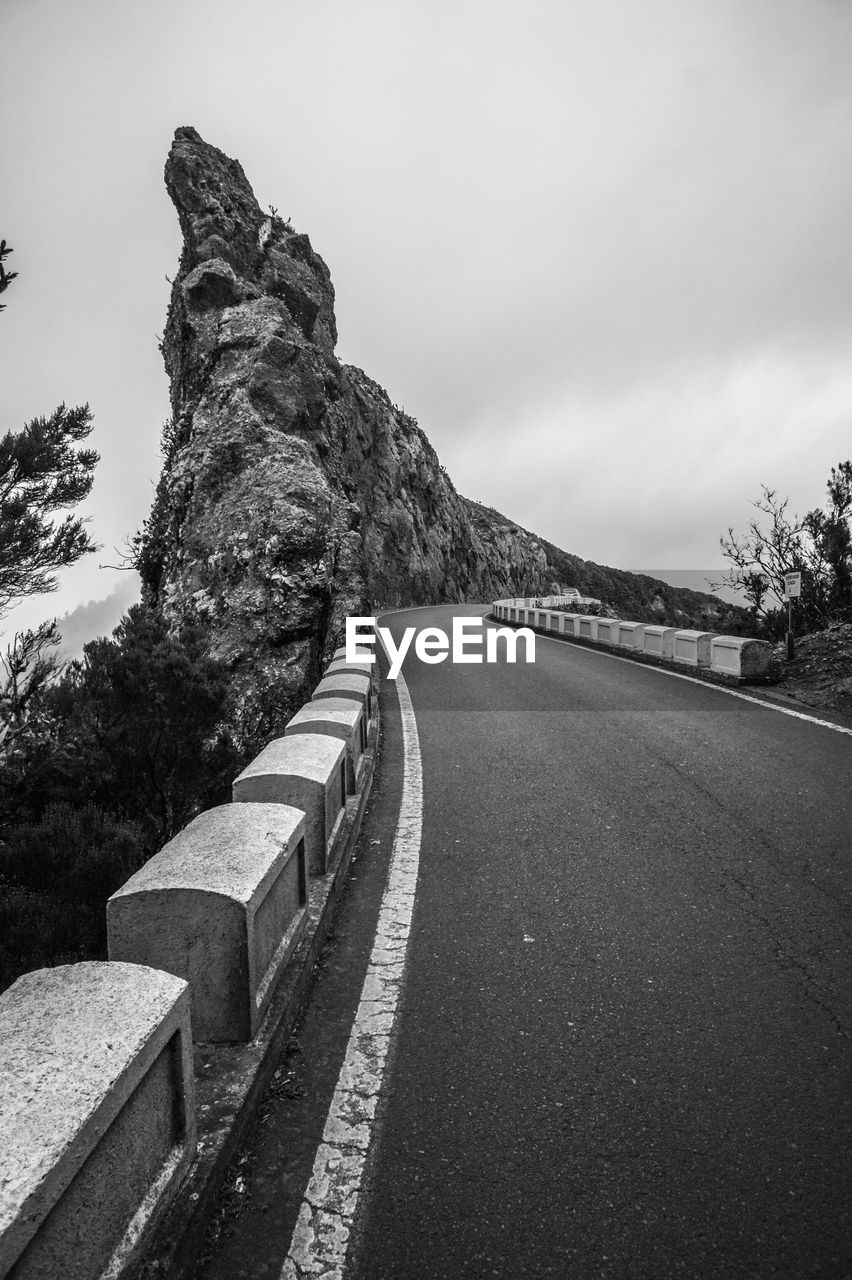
[137,711,382,1280]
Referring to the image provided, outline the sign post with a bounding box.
[783,571,801,660]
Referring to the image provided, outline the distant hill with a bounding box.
[466,501,751,631]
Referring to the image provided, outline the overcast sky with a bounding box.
[3,0,851,639]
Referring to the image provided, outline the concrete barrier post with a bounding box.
[596,619,621,645]
[577,616,600,640]
[312,671,373,722]
[285,697,366,792]
[325,658,377,689]
[559,613,579,636]
[233,735,347,875]
[641,625,677,657]
[0,962,195,1280]
[710,635,771,679]
[618,622,645,649]
[108,805,307,1043]
[673,629,714,667]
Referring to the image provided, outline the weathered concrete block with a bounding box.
[710,635,771,678]
[618,622,645,649]
[596,619,621,645]
[642,625,677,657]
[108,805,307,1043]
[285,697,366,792]
[312,671,373,721]
[325,658,377,688]
[673,629,714,667]
[559,612,579,636]
[233,735,347,876]
[577,616,600,640]
[0,961,194,1280]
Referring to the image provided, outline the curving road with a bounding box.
[196,604,852,1280]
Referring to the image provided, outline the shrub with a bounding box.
[0,603,243,992]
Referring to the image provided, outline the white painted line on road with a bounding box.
[526,625,852,738]
[281,656,423,1280]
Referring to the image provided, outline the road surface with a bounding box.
[194,604,852,1280]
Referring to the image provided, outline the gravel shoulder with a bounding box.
[770,622,852,718]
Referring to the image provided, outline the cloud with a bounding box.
[2,0,850,614]
[448,343,852,568]
[54,578,141,660]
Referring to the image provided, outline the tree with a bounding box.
[0,621,62,754]
[0,245,99,749]
[717,460,852,633]
[0,403,99,619]
[39,605,241,845]
[809,461,852,617]
[0,239,17,312]
[0,605,242,989]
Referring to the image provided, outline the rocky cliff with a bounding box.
[138,127,741,742]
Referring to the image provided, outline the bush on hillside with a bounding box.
[0,603,242,992]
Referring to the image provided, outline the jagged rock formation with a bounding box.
[138,127,742,739]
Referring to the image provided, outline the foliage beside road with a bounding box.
[0,607,242,992]
[770,622,852,717]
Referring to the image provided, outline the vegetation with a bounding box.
[717,460,852,637]
[0,239,17,311]
[0,241,242,991]
[0,244,100,765]
[0,403,99,617]
[0,606,241,992]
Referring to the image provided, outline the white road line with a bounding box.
[521,625,852,738]
[282,663,423,1280]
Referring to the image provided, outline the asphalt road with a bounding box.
[195,604,852,1280]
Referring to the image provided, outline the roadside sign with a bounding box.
[784,572,802,599]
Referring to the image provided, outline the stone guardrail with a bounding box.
[0,653,382,1280]
[107,804,308,1043]
[285,696,367,792]
[233,735,347,875]
[312,670,374,720]
[491,600,771,680]
[0,963,194,1280]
